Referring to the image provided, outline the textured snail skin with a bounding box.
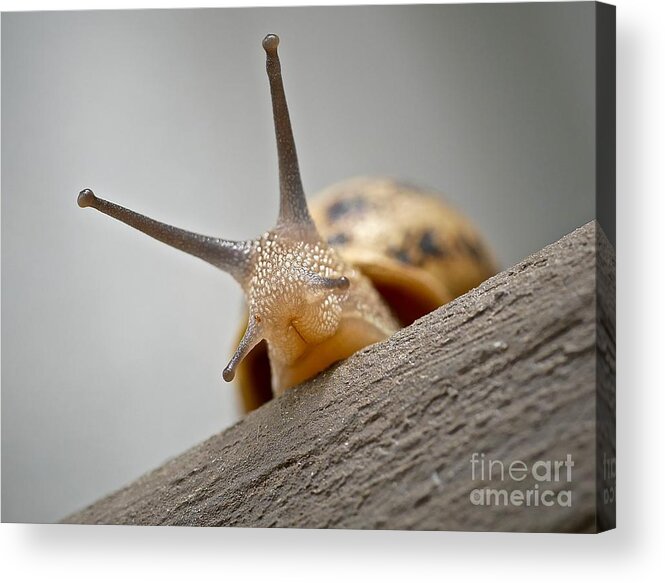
[77,34,496,413]
[229,227,399,393]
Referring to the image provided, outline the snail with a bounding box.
[77,34,497,413]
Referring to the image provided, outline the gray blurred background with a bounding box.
[2,3,595,523]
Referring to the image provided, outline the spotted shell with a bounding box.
[311,177,497,324]
[236,176,497,412]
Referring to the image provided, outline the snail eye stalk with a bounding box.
[262,34,316,234]
[77,189,252,282]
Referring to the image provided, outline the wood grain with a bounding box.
[64,220,614,532]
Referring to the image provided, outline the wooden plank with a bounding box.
[64,220,613,532]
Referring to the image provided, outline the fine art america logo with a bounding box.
[469,452,574,508]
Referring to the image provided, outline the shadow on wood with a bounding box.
[64,220,615,532]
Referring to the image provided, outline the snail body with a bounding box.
[78,34,496,413]
[236,177,496,411]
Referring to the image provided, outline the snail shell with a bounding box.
[312,177,497,321]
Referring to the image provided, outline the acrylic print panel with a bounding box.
[1,2,615,530]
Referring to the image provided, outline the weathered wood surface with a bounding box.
[65,220,610,532]
[595,222,617,530]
